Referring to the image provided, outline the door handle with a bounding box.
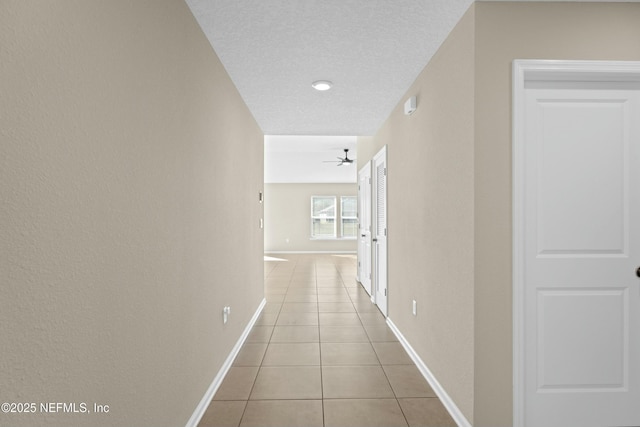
[636,267,640,278]
[372,238,378,242]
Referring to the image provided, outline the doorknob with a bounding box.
[636,267,640,278]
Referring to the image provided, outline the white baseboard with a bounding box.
[386,318,473,427]
[185,298,266,427]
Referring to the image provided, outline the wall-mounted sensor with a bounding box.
[404,96,417,115]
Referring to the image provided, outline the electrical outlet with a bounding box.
[223,306,231,324]
[412,300,417,316]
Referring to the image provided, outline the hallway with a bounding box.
[197,254,456,427]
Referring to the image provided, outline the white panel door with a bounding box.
[358,162,372,296]
[521,77,640,427]
[373,147,387,316]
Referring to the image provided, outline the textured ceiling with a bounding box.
[185,0,640,183]
[186,0,640,136]
[185,0,474,136]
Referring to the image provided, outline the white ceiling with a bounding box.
[185,0,640,183]
[265,136,357,183]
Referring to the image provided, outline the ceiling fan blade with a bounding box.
[323,149,355,165]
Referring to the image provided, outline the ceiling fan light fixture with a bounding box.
[312,80,332,91]
[322,148,356,166]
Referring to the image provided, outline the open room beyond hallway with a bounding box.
[4,2,640,426]
[197,254,456,427]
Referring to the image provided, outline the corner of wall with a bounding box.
[368,3,477,423]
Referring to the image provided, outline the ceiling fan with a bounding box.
[323,148,356,166]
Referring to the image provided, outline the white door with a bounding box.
[358,162,372,296]
[373,147,387,316]
[514,60,640,427]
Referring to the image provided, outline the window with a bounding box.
[311,196,336,238]
[341,196,358,239]
[310,195,357,239]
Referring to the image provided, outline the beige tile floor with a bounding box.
[198,253,456,427]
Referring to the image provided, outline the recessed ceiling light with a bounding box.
[312,80,332,91]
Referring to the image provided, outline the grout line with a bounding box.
[260,255,363,427]
[235,399,250,427]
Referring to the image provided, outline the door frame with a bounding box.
[357,161,372,296]
[512,59,640,427]
[372,145,388,316]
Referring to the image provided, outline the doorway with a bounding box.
[513,60,640,427]
[372,146,388,316]
[358,161,372,296]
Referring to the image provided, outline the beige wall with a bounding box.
[473,3,640,426]
[0,2,264,427]
[3,1,639,426]
[359,5,477,421]
[356,136,375,171]
[265,183,357,252]
[360,2,640,426]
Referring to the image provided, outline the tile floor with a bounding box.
[198,253,456,427]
